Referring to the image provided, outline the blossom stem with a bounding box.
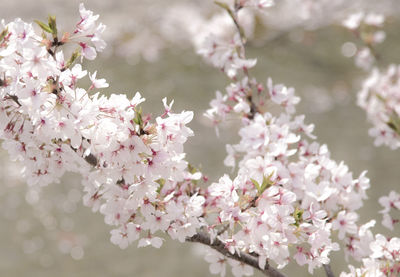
[214,1,246,44]
[187,232,287,277]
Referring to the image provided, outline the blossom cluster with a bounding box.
[342,12,385,70]
[357,65,400,149]
[202,78,372,273]
[338,9,400,277]
[379,190,400,231]
[341,233,400,276]
[197,3,378,275]
[0,4,205,252]
[2,3,400,277]
[198,33,256,79]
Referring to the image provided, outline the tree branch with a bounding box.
[323,264,335,277]
[186,232,287,277]
[83,151,98,166]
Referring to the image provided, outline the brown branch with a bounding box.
[323,264,335,277]
[186,232,287,277]
[84,152,98,167]
[217,223,230,236]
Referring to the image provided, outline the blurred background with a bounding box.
[1,0,400,276]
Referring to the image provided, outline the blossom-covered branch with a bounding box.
[1,2,400,277]
[0,4,204,253]
[197,1,370,276]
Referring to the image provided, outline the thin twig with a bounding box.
[216,0,259,119]
[6,94,21,107]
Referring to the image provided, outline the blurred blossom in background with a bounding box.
[1,0,400,276]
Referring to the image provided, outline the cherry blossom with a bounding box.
[88,71,109,89]
[358,65,400,149]
[342,12,385,71]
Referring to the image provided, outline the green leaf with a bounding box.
[188,163,198,174]
[250,178,261,192]
[48,15,57,37]
[187,164,200,186]
[214,1,230,10]
[34,20,53,34]
[387,112,400,136]
[133,107,143,126]
[156,178,165,193]
[292,207,304,227]
[66,48,81,68]
[260,172,274,193]
[0,28,8,42]
[375,94,386,103]
[251,172,275,196]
